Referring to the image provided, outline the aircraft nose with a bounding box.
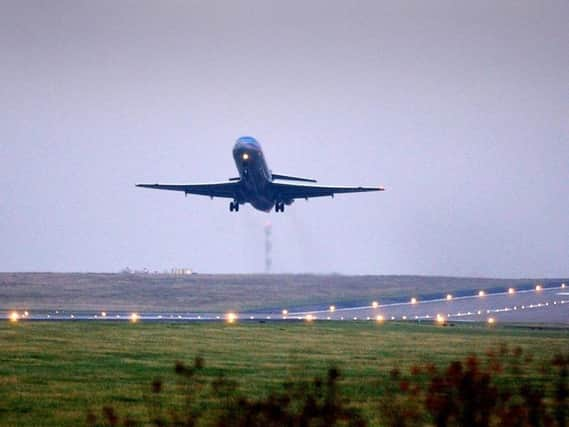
[233,137,261,160]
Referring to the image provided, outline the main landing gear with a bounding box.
[229,201,240,212]
[275,202,285,213]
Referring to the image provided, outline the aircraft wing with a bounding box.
[136,181,239,198]
[271,182,384,200]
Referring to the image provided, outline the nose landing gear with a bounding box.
[229,201,240,212]
[275,202,285,213]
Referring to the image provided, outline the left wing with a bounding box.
[136,181,239,198]
[271,182,384,200]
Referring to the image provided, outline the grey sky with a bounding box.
[1,1,568,277]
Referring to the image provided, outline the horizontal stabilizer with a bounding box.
[272,173,317,183]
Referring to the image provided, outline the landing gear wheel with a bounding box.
[230,201,240,212]
[275,202,285,213]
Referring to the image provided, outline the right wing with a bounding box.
[271,182,384,200]
[136,181,239,198]
[271,173,317,183]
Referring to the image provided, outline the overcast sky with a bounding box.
[1,1,568,277]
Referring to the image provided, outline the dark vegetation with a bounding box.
[88,346,568,427]
[0,272,556,312]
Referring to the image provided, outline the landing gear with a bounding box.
[275,202,285,213]
[229,201,240,212]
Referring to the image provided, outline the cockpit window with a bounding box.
[237,136,260,147]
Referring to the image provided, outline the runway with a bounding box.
[290,284,568,324]
[4,283,567,324]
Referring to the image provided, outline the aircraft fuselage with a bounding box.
[232,136,278,212]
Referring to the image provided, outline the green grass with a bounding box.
[0,321,567,426]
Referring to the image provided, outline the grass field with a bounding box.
[1,321,567,426]
[2,273,563,312]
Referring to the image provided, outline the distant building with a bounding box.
[171,268,194,276]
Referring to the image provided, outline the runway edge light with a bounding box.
[226,312,237,324]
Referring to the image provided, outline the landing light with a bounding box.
[562,283,566,289]
[535,284,543,291]
[478,290,486,297]
[372,301,379,309]
[376,315,384,323]
[329,305,335,312]
[446,294,453,301]
[410,297,418,305]
[242,153,249,161]
[282,309,288,317]
[130,313,139,323]
[508,288,515,295]
[101,311,107,318]
[487,317,495,325]
[436,314,446,324]
[9,311,19,323]
[305,314,314,322]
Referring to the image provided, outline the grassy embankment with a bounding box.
[0,273,555,312]
[1,321,567,426]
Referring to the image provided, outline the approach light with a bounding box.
[487,317,495,325]
[508,288,515,295]
[535,284,543,291]
[329,305,336,312]
[436,314,446,324]
[23,311,29,317]
[282,309,288,317]
[562,283,566,289]
[226,312,237,324]
[101,311,107,318]
[410,297,418,305]
[130,313,139,323]
[446,294,453,301]
[402,315,407,320]
[242,153,249,161]
[478,290,486,297]
[9,311,19,323]
[305,314,314,322]
[376,315,384,323]
[372,301,379,309]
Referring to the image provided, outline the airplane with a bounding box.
[137,136,384,213]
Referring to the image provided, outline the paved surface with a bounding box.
[3,284,567,324]
[290,285,569,324]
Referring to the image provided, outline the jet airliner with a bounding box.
[137,136,384,212]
